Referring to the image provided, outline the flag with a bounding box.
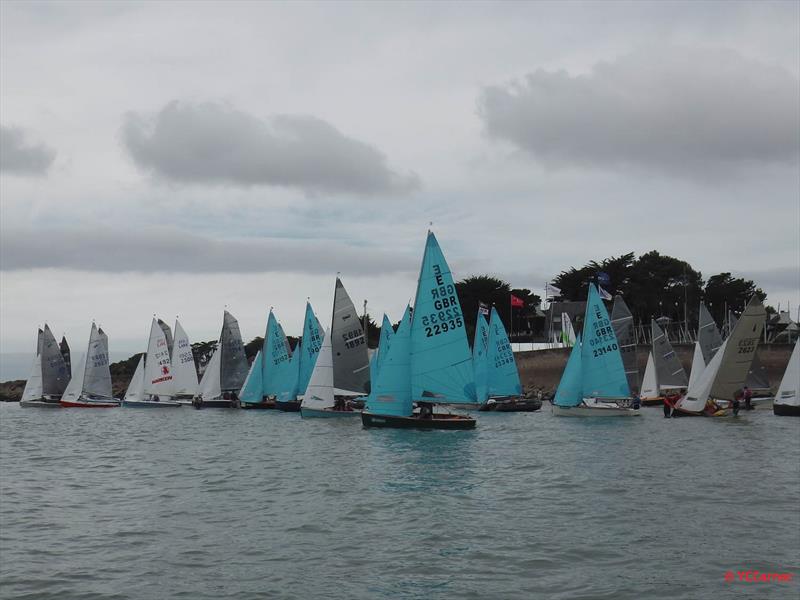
[545,283,561,298]
[510,294,524,308]
[478,302,489,316]
[598,285,613,301]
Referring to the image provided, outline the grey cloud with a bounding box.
[478,46,800,178]
[0,226,414,276]
[0,125,56,175]
[122,101,420,195]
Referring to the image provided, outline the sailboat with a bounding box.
[362,232,476,429]
[560,312,576,347]
[240,309,289,409]
[123,355,146,404]
[552,284,640,417]
[300,328,359,418]
[331,277,371,399]
[276,302,323,412]
[194,311,249,408]
[171,319,199,403]
[640,320,688,405]
[728,311,772,400]
[673,296,765,416]
[123,318,181,407]
[60,323,118,407]
[773,340,799,416]
[20,325,70,407]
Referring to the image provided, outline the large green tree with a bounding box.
[704,273,766,325]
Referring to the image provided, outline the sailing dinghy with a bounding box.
[276,302,323,412]
[123,319,181,407]
[552,285,640,417]
[773,340,799,416]
[20,325,70,407]
[60,323,118,407]
[300,328,358,418]
[194,311,249,408]
[170,319,199,404]
[362,232,476,430]
[673,297,766,416]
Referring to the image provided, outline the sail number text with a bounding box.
[424,264,463,337]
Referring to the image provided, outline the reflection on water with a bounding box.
[0,404,797,600]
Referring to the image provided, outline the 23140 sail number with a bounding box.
[592,343,618,358]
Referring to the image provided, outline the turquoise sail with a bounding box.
[370,314,395,383]
[275,341,302,401]
[262,311,293,397]
[239,351,264,403]
[581,285,630,398]
[410,232,476,404]
[487,307,522,397]
[473,312,490,403]
[297,302,322,395]
[554,334,583,406]
[366,306,413,417]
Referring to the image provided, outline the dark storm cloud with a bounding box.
[121,101,420,195]
[0,125,56,175]
[0,227,413,275]
[478,46,800,178]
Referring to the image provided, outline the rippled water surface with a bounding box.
[1,403,798,599]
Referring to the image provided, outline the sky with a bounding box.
[1,0,799,355]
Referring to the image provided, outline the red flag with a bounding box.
[510,294,524,308]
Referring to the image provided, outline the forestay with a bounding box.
[581,285,630,399]
[410,232,476,404]
[331,278,370,394]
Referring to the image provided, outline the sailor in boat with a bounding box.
[743,386,753,411]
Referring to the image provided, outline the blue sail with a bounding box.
[275,340,302,401]
[473,312,490,403]
[487,307,523,397]
[239,350,264,403]
[370,314,395,383]
[366,306,413,417]
[554,334,583,406]
[297,302,322,396]
[581,285,630,398]
[261,311,293,397]
[410,232,476,404]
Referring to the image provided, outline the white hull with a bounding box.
[552,402,641,417]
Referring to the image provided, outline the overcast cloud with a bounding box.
[122,101,420,195]
[0,125,56,175]
[478,46,800,178]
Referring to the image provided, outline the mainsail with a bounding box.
[472,312,490,403]
[610,296,639,394]
[143,318,174,398]
[651,320,688,389]
[366,306,413,416]
[297,302,323,397]
[727,312,771,389]
[487,307,522,397]
[698,303,723,364]
[84,324,113,398]
[219,311,249,392]
[581,285,629,398]
[331,278,370,394]
[301,329,335,411]
[261,311,294,398]
[409,232,475,404]
[710,298,766,400]
[171,320,199,396]
[60,335,71,376]
[41,325,69,396]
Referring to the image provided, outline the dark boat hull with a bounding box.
[275,400,301,412]
[192,399,239,409]
[241,400,276,410]
[773,404,800,416]
[361,411,476,430]
[479,398,542,412]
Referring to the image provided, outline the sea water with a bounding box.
[0,404,797,599]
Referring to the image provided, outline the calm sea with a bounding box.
[0,404,797,599]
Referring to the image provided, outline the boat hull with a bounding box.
[640,396,664,406]
[773,404,800,416]
[241,400,276,410]
[300,407,360,418]
[19,399,61,408]
[192,399,239,409]
[122,399,182,408]
[479,397,542,412]
[275,400,301,412]
[551,404,640,417]
[361,411,476,430]
[60,399,120,408]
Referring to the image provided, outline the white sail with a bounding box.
[678,339,728,413]
[651,320,688,389]
[561,312,576,345]
[198,345,222,400]
[61,353,87,403]
[640,352,658,398]
[709,298,766,401]
[124,355,146,402]
[300,329,334,411]
[687,341,705,390]
[171,320,199,396]
[83,325,113,398]
[774,340,799,408]
[21,353,43,402]
[143,318,174,398]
